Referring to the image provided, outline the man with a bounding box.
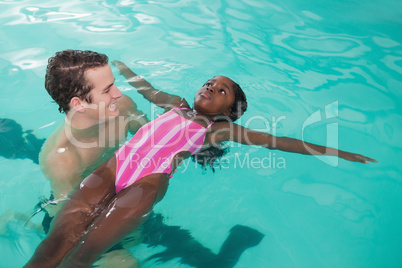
[39,49,147,267]
[35,50,263,267]
[40,49,147,216]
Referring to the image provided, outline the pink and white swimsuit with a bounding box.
[115,108,212,193]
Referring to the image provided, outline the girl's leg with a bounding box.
[59,173,169,268]
[24,157,117,268]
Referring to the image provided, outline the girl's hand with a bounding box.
[339,151,377,164]
[111,60,129,74]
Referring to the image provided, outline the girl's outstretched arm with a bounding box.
[211,122,377,164]
[112,61,190,110]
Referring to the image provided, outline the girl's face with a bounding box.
[193,76,236,116]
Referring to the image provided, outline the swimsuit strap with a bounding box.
[170,107,214,129]
[170,107,191,111]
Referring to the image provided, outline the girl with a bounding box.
[25,62,376,267]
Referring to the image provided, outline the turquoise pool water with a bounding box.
[0,0,401,267]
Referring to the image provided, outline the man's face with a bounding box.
[84,64,122,122]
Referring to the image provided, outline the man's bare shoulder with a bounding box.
[39,128,83,182]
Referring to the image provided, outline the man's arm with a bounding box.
[40,151,84,217]
[117,94,149,136]
[112,61,190,110]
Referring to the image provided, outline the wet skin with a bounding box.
[25,156,169,268]
[193,76,236,120]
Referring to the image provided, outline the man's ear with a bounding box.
[70,97,86,112]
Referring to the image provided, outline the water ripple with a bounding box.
[381,55,402,74]
[282,178,376,222]
[272,32,371,57]
[1,1,137,32]
[0,48,47,70]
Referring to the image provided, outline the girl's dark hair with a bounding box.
[45,50,109,113]
[192,80,247,171]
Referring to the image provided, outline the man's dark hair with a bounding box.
[45,50,109,113]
